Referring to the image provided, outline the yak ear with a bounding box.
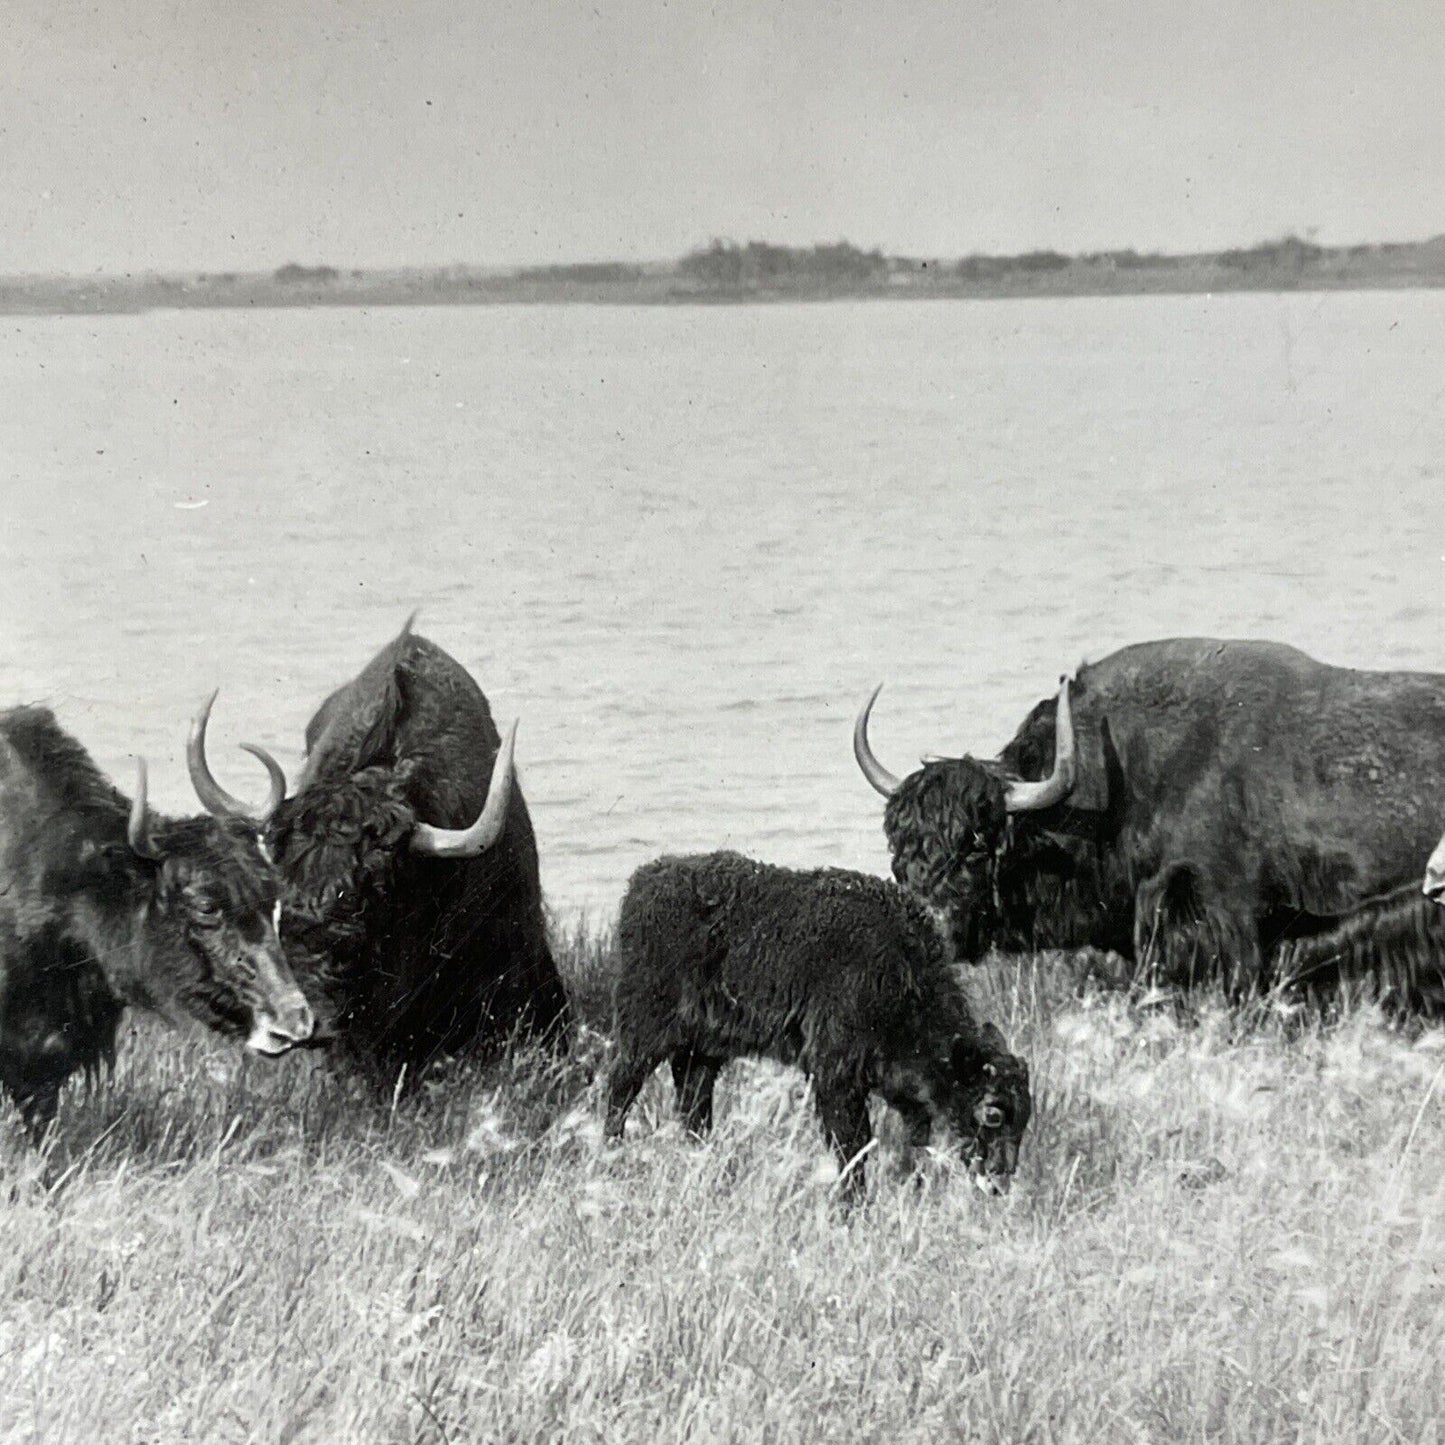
[50,836,145,902]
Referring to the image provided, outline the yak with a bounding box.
[606,851,1031,1200]
[855,637,1445,1000]
[0,703,313,1136]
[209,623,570,1083]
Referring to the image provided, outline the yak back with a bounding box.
[301,630,499,825]
[617,852,972,1078]
[0,706,146,914]
[296,628,539,881]
[999,638,1445,923]
[1,705,130,835]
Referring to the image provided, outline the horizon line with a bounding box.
[4,229,1444,286]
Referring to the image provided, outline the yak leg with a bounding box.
[527,971,574,1056]
[1135,863,1263,995]
[604,1050,662,1143]
[884,1094,935,1187]
[814,1084,873,1202]
[0,1039,63,1146]
[670,1051,721,1138]
[8,1079,60,1146]
[891,1096,933,1150]
[505,937,573,1057]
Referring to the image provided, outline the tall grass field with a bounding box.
[1,927,1441,1443]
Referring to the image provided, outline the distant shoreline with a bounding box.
[4,235,1444,315]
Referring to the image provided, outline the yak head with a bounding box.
[264,764,416,961]
[854,678,1078,960]
[259,722,518,1016]
[942,1023,1032,1195]
[86,702,314,1056]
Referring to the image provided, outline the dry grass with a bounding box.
[1,933,1442,1444]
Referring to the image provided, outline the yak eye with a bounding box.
[191,902,223,928]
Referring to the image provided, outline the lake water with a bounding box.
[2,293,1443,921]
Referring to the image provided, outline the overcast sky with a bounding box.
[4,0,1442,274]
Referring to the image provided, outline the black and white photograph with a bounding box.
[2,1,1443,1438]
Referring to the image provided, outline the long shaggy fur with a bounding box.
[267,629,571,1082]
[1274,887,1445,1015]
[606,852,1030,1198]
[2,705,131,823]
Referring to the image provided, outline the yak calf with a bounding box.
[606,851,1031,1200]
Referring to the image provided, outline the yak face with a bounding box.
[124,816,313,1055]
[266,765,415,952]
[859,678,1079,961]
[884,760,1012,960]
[943,1023,1032,1195]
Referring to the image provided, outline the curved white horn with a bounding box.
[1004,676,1077,813]
[127,758,162,860]
[239,743,288,819]
[411,720,517,858]
[189,691,289,821]
[853,685,902,798]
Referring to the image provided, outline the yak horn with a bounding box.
[127,758,162,859]
[853,685,902,798]
[1003,676,1077,813]
[239,743,288,818]
[188,690,288,822]
[411,720,517,858]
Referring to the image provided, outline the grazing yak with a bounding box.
[206,623,570,1083]
[0,703,313,1136]
[855,637,1445,1001]
[606,851,1031,1200]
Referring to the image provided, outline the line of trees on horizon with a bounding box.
[672,232,1436,288]
[679,239,889,287]
[43,230,1440,294]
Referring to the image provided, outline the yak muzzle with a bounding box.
[966,1134,1019,1196]
[971,1168,1012,1197]
[245,995,317,1056]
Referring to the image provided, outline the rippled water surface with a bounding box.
[3,293,1443,918]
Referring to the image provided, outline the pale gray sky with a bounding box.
[3,0,1442,274]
